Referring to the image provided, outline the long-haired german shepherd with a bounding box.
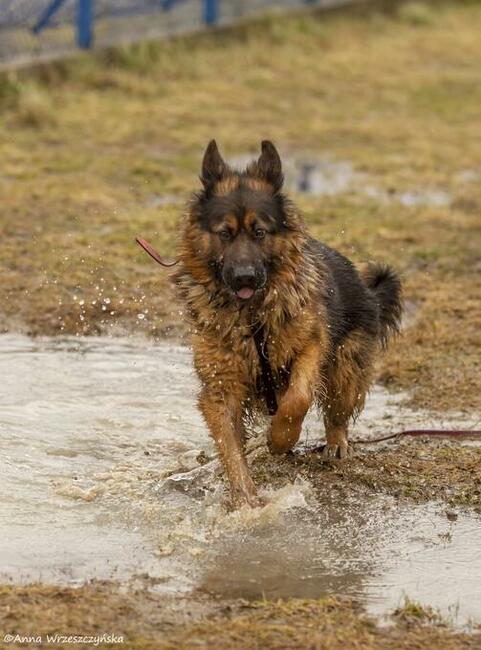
[174,140,402,508]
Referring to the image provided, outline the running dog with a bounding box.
[174,140,402,507]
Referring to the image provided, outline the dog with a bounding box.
[174,140,402,508]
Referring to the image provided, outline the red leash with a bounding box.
[353,429,481,445]
[135,237,481,444]
[136,237,178,267]
[305,429,481,454]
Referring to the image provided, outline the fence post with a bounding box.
[77,0,93,49]
[203,0,218,26]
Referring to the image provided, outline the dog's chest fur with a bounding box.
[189,279,327,402]
[175,230,330,401]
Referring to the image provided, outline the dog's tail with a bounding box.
[361,263,403,348]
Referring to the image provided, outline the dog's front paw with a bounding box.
[267,427,294,455]
[230,475,263,509]
[322,442,353,460]
[231,489,263,509]
[267,402,306,455]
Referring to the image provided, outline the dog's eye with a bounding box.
[218,230,232,242]
[255,228,266,240]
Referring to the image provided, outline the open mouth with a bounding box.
[235,287,255,300]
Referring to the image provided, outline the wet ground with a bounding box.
[1,334,480,628]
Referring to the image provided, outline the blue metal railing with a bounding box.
[31,0,216,49]
[0,0,342,67]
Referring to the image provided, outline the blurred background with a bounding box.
[1,0,351,65]
[0,0,480,411]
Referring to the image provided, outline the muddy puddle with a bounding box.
[1,334,480,626]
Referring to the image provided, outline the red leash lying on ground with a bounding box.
[136,236,481,444]
[352,429,481,445]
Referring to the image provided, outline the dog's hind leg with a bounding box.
[198,388,260,508]
[321,331,376,460]
[268,340,323,454]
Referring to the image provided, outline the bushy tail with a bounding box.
[362,263,403,348]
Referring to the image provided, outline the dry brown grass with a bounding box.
[1,583,479,650]
[1,0,480,412]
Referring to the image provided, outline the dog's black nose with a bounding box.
[232,265,257,290]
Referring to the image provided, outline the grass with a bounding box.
[1,583,479,650]
[393,596,442,626]
[1,0,480,410]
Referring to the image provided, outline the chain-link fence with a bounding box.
[0,0,357,68]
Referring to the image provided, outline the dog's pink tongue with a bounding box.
[236,287,254,300]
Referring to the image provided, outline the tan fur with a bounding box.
[244,177,272,193]
[269,339,325,454]
[198,387,259,507]
[320,331,376,458]
[212,213,238,234]
[215,176,240,195]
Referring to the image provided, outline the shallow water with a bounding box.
[1,335,480,626]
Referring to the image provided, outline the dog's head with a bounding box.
[186,140,303,302]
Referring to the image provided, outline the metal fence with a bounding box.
[0,0,356,68]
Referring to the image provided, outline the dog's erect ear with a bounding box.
[201,140,227,189]
[257,140,283,192]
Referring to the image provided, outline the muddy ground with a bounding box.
[1,1,480,648]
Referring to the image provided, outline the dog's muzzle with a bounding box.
[225,265,267,300]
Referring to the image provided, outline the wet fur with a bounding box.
[174,141,402,507]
